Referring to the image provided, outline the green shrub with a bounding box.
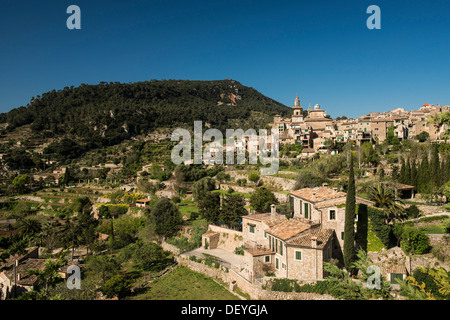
[406,205,420,219]
[270,279,297,292]
[367,206,392,247]
[412,267,450,300]
[400,228,430,255]
[234,245,245,255]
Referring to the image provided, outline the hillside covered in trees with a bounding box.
[0,79,291,159]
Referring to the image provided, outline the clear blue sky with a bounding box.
[1,0,449,118]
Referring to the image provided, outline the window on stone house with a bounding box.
[329,209,336,220]
[341,232,344,240]
[295,251,302,260]
[249,225,255,233]
[265,256,270,263]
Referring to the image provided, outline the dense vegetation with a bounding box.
[0,79,290,160]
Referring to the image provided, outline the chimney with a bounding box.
[333,187,338,194]
[270,204,277,217]
[311,236,318,249]
[17,273,21,281]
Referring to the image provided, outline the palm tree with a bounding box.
[16,216,43,239]
[370,183,405,215]
[27,254,67,296]
[368,183,405,219]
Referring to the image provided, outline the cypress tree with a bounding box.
[441,158,446,187]
[392,165,399,181]
[418,153,431,194]
[405,157,411,185]
[445,155,450,183]
[399,157,406,183]
[355,204,368,252]
[431,144,441,188]
[344,153,356,274]
[411,159,418,187]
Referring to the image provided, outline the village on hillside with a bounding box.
[1,95,450,301]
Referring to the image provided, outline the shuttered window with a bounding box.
[390,273,404,284]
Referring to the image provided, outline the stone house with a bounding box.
[135,198,151,208]
[0,258,46,299]
[239,204,335,282]
[290,187,373,258]
[202,187,374,283]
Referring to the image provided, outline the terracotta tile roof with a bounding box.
[290,187,346,203]
[242,213,287,227]
[136,199,151,203]
[381,263,407,275]
[3,258,46,286]
[393,182,415,190]
[265,218,315,241]
[286,228,333,249]
[314,196,374,208]
[0,247,39,270]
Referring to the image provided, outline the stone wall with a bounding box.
[160,241,181,256]
[260,176,296,191]
[207,225,244,253]
[220,184,255,194]
[273,192,289,203]
[177,256,336,300]
[427,233,445,245]
[225,171,297,191]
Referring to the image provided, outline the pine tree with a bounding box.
[344,153,356,274]
[355,204,368,252]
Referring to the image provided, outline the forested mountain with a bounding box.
[0,79,291,159]
[1,79,290,135]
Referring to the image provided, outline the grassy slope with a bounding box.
[130,266,239,300]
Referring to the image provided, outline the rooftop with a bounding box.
[265,217,317,241]
[3,258,46,286]
[290,187,346,203]
[136,199,151,203]
[286,228,334,249]
[242,213,287,227]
